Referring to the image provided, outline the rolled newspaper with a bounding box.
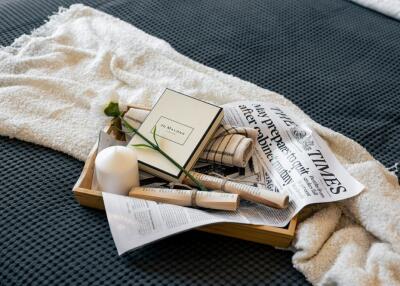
[129,187,240,211]
[184,172,289,209]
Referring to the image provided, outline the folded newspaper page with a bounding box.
[102,101,365,255]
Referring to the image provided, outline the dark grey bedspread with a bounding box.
[1,0,399,285]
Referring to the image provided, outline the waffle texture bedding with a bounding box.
[1,1,400,285]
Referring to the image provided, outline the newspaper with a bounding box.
[102,101,364,255]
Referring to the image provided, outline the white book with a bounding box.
[128,89,223,182]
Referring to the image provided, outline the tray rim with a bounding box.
[73,118,297,248]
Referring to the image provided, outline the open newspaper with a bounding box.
[102,101,364,255]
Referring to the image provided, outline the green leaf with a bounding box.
[152,126,159,147]
[131,144,154,150]
[104,102,121,117]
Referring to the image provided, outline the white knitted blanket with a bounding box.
[1,5,399,285]
[351,0,400,20]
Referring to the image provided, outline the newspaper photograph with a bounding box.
[102,101,365,255]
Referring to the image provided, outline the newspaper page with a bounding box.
[102,101,364,255]
[222,101,365,210]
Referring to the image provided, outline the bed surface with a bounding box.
[1,0,399,285]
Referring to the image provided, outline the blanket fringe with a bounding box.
[0,5,80,54]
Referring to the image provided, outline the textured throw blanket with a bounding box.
[1,5,399,285]
[352,0,400,21]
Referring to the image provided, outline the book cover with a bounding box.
[128,89,224,182]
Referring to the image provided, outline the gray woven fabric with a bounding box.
[1,0,400,285]
[0,136,305,285]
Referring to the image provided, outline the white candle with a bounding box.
[95,146,140,195]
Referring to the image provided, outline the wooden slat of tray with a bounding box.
[73,124,297,248]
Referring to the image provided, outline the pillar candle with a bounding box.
[95,146,140,195]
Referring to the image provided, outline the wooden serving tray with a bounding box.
[73,125,297,248]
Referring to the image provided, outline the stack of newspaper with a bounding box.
[101,101,364,255]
